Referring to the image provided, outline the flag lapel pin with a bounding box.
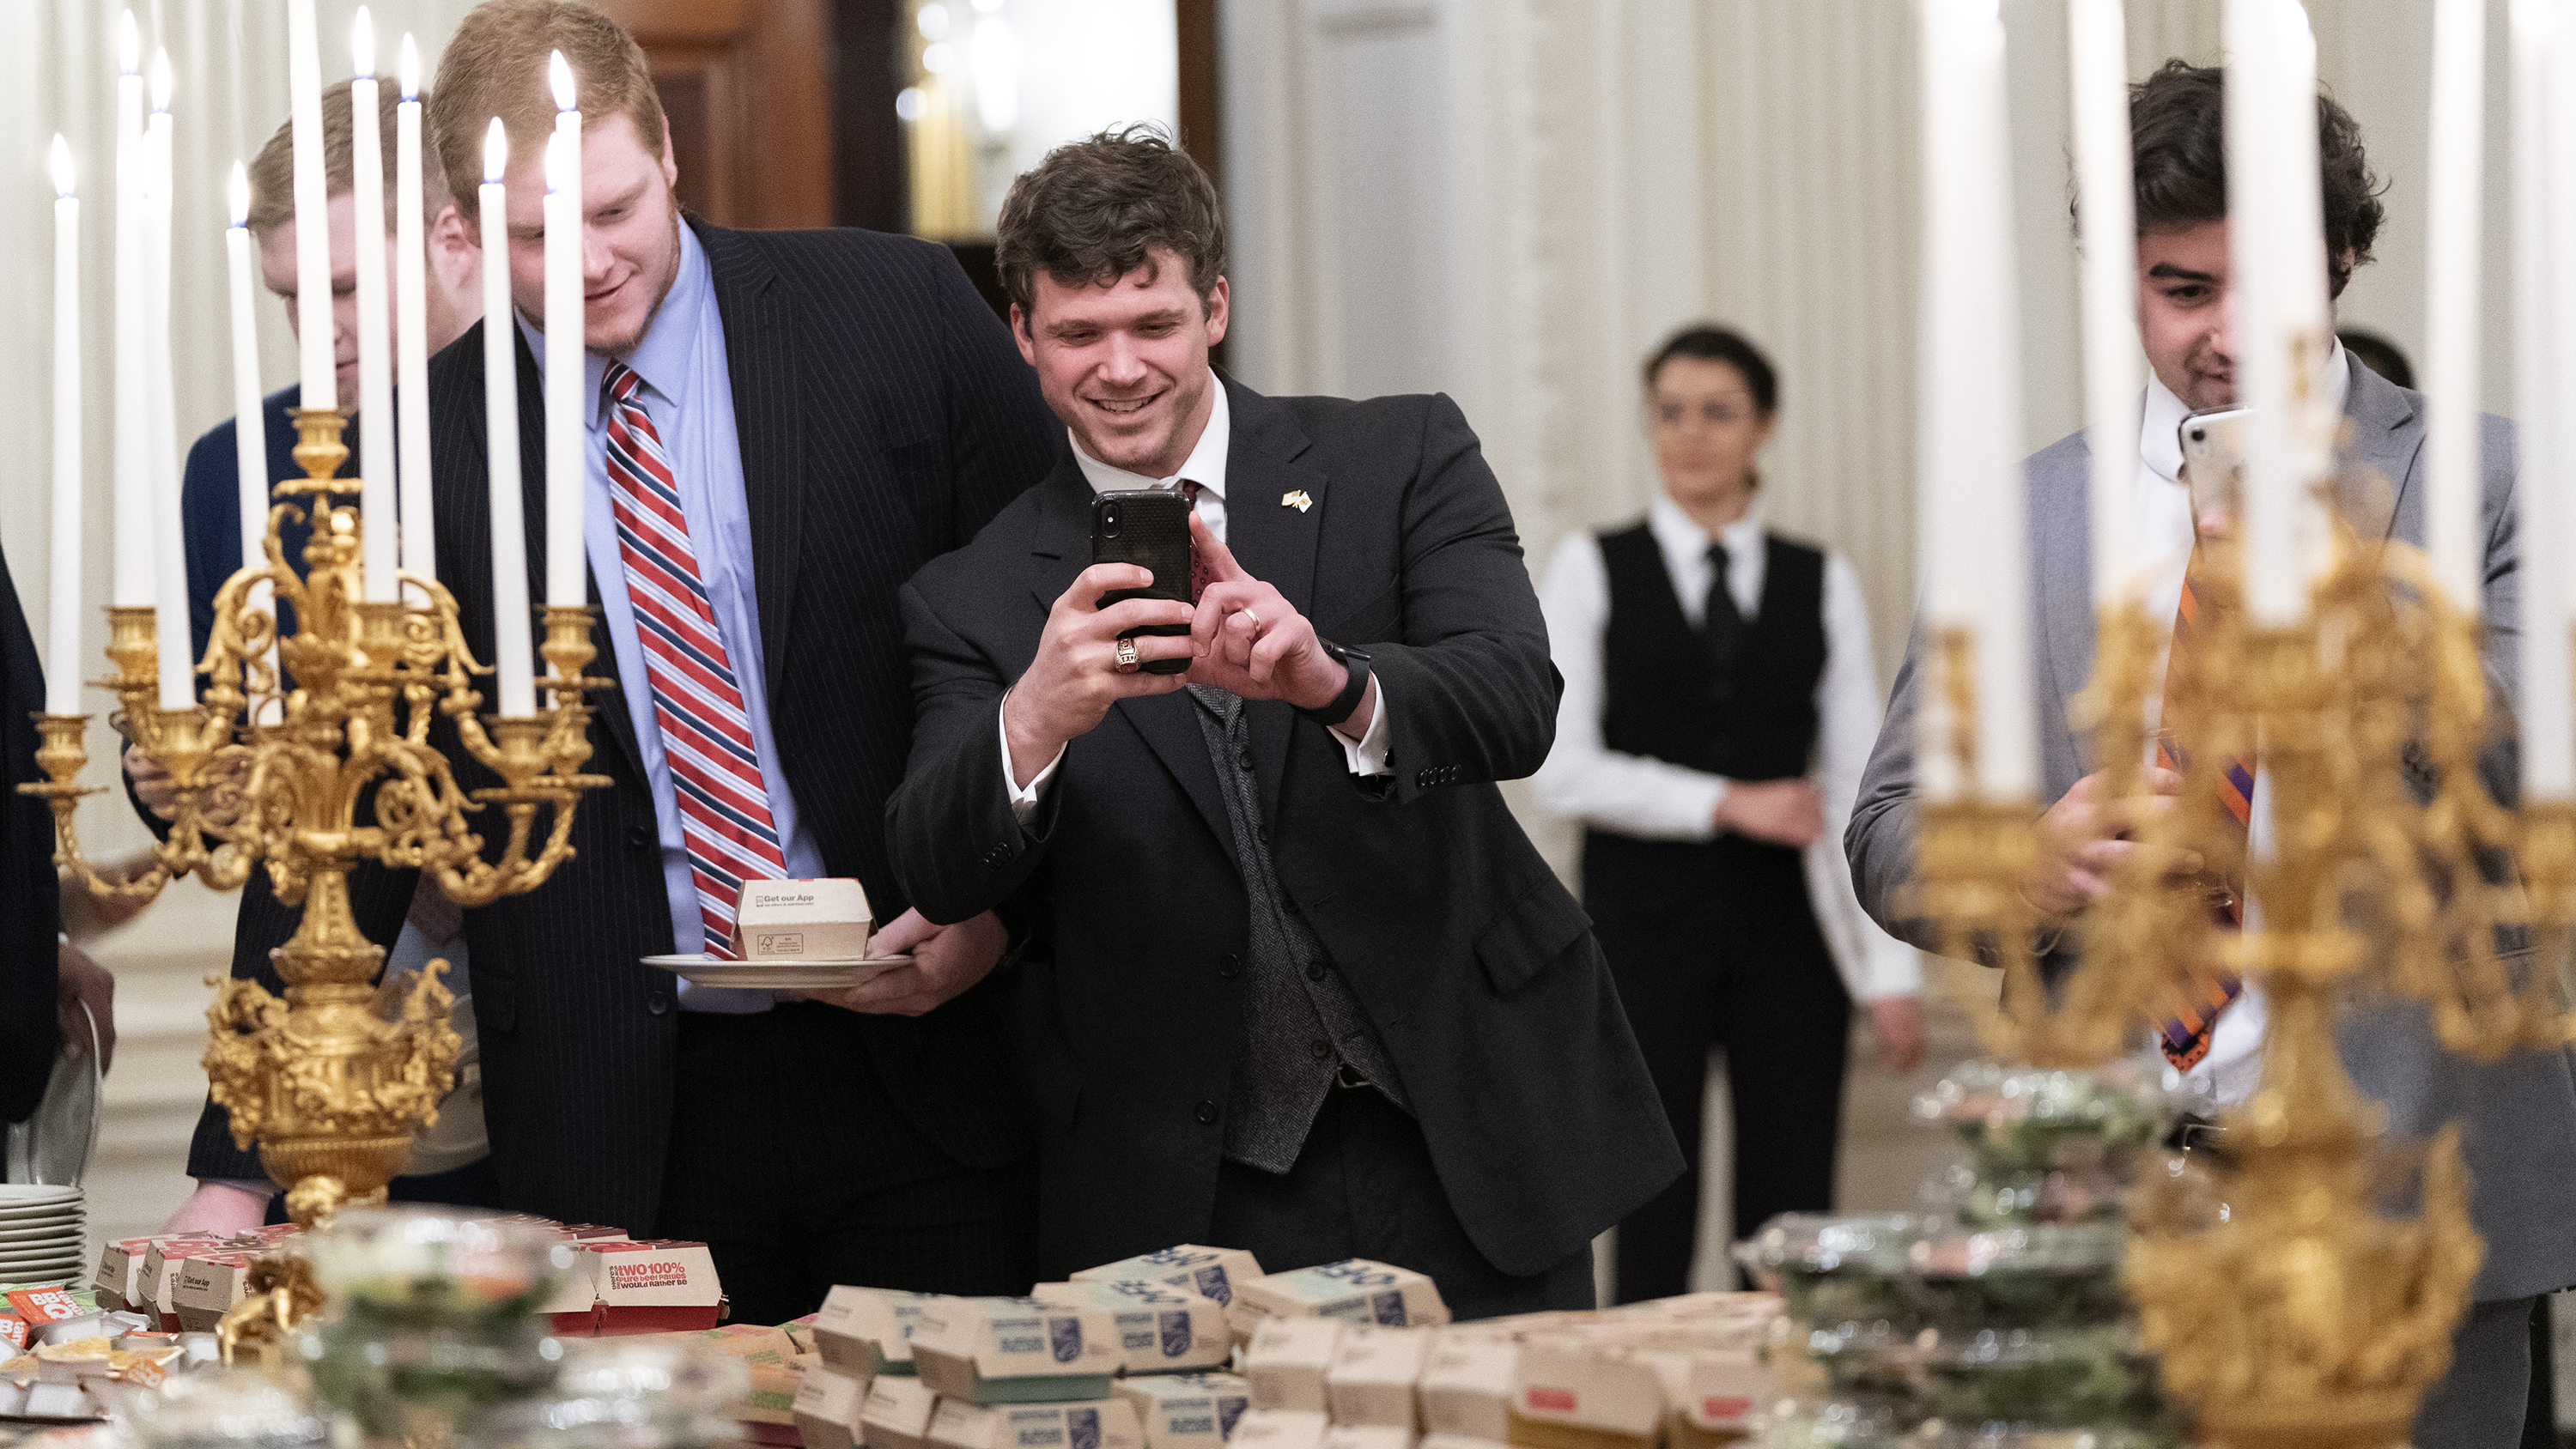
[1282,490,1313,513]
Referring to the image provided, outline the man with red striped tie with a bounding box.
[179,0,1063,1323]
[1849,63,2576,1448]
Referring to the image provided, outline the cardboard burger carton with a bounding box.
[170,1253,255,1332]
[92,1240,164,1314]
[1507,1338,1664,1445]
[1227,1263,1448,1339]
[1071,1246,1266,1310]
[1031,1282,1230,1374]
[927,1397,1145,1449]
[1419,1436,1512,1449]
[797,1364,873,1449]
[582,1240,724,1334]
[785,1313,823,1358]
[1321,1325,1431,1429]
[1416,1330,1522,1441]
[735,879,875,961]
[910,1296,1121,1405]
[140,1240,229,1332]
[815,1285,944,1382]
[1240,1318,1343,1414]
[1112,1372,1252,1449]
[861,1374,944,1449]
[1321,1428,1414,1449]
[1225,1410,1329,1449]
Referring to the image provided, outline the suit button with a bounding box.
[1194,1099,1219,1125]
[647,991,671,1016]
[1218,954,1241,979]
[1309,1040,1331,1062]
[1305,961,1327,982]
[627,825,652,850]
[1237,748,1255,773]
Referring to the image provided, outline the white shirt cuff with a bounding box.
[202,1178,276,1203]
[1330,685,1393,776]
[999,692,1066,825]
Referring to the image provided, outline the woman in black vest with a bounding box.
[1534,325,1925,1303]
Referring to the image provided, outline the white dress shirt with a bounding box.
[1003,378,1392,820]
[1533,496,1921,1003]
[2130,342,2349,1106]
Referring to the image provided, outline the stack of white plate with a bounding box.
[0,1185,85,1288]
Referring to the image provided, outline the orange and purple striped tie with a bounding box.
[2155,568,2249,1070]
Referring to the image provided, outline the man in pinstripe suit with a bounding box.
[173,0,1063,1323]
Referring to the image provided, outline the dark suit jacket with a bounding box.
[2,541,60,1124]
[185,219,1065,1231]
[177,385,343,661]
[887,377,1683,1280]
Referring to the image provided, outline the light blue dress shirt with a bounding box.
[520,224,823,1011]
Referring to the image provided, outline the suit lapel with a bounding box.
[696,220,807,700]
[1214,381,1330,815]
[1027,460,1236,865]
[2035,433,2097,776]
[2341,355,2424,542]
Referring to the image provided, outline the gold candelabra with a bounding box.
[1910,503,2564,1446]
[18,409,607,1226]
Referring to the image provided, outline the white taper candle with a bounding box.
[111,14,149,609]
[228,163,282,725]
[2425,0,2487,615]
[2069,0,2140,609]
[2526,0,2575,798]
[47,138,81,717]
[544,52,585,610]
[143,52,191,711]
[351,10,397,602]
[285,0,335,410]
[483,120,536,718]
[396,33,434,591]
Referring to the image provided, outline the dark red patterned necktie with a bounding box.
[2156,564,2251,1070]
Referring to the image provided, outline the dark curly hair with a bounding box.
[995,124,1226,318]
[2112,59,2385,300]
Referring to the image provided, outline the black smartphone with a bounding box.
[1091,489,1193,676]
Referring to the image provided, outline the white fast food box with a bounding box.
[1072,1246,1266,1310]
[910,1296,1122,1404]
[861,1375,944,1449]
[1418,1436,1510,1449]
[796,1366,872,1449]
[1112,1373,1252,1449]
[928,1398,1145,1449]
[170,1252,254,1332]
[1414,1331,1521,1441]
[1227,1262,1448,1338]
[1510,1338,1665,1440]
[1241,1318,1344,1413]
[1225,1410,1328,1449]
[735,878,875,960]
[1033,1282,1231,1373]
[1321,1428,1414,1449]
[92,1239,161,1314]
[1321,1326,1431,1429]
[816,1285,944,1380]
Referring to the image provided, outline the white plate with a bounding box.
[0,1214,82,1232]
[642,954,914,991]
[0,1222,78,1240]
[0,1188,78,1207]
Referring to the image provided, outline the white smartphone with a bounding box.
[2178,406,2250,520]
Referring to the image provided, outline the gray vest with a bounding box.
[1186,684,1408,1172]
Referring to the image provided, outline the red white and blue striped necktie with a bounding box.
[2154,563,2251,1070]
[602,360,787,959]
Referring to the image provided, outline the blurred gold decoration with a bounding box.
[215,1254,326,1368]
[19,409,607,1227]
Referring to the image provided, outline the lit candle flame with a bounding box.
[399,33,421,103]
[550,50,576,112]
[117,10,137,77]
[148,48,172,113]
[228,159,248,228]
[50,135,73,199]
[483,116,508,185]
[351,7,374,80]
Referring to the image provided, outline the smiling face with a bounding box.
[2136,218,2236,412]
[1012,246,1228,479]
[489,111,682,356]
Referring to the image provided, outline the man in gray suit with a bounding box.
[1849,61,2576,1447]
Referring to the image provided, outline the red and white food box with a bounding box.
[1071,1246,1266,1313]
[1030,1281,1231,1374]
[735,879,875,961]
[1510,1339,1664,1440]
[582,1240,724,1334]
[1226,1263,1448,1341]
[1242,1318,1343,1414]
[860,1373,942,1449]
[1321,1325,1431,1430]
[170,1253,256,1332]
[1225,1410,1328,1449]
[93,1240,164,1313]
[140,1240,229,1332]
[795,1364,872,1449]
[3,1288,82,1327]
[0,1316,27,1352]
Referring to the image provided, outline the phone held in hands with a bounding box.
[1091,488,1194,676]
[2178,406,2250,522]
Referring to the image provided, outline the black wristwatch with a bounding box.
[1297,639,1374,729]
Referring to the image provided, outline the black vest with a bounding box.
[1580,524,1828,923]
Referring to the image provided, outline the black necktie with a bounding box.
[1702,542,1747,666]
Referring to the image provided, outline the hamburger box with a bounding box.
[815,1285,943,1381]
[141,1240,229,1332]
[862,1375,944,1449]
[1226,1410,1328,1449]
[785,1313,823,1358]
[735,878,875,961]
[1416,1331,1522,1440]
[1508,1338,1664,1442]
[1228,1263,1448,1339]
[910,1297,1121,1404]
[1322,1429,1414,1449]
[92,1240,163,1313]
[1032,1282,1230,1374]
[1072,1247,1266,1310]
[1112,1372,1251,1449]
[1419,1437,1512,1449]
[927,1398,1145,1449]
[797,1364,872,1449]
[1322,1326,1431,1429]
[170,1253,254,1332]
[585,1240,724,1334]
[1240,1318,1343,1413]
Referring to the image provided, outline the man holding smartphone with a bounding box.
[889,127,1680,1319]
[1848,61,2576,1445]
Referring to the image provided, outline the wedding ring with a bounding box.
[1115,637,1142,672]
[1241,608,1262,634]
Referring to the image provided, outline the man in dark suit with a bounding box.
[887,129,1680,1319]
[3,541,66,1125]
[177,0,1061,1322]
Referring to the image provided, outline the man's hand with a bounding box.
[791,910,1009,1017]
[125,743,178,822]
[2021,767,2195,918]
[125,744,251,827]
[162,1181,270,1235]
[56,938,114,1073]
[1004,564,1197,786]
[1868,996,1927,1076]
[1184,515,1362,724]
[58,853,155,941]
[1714,779,1825,848]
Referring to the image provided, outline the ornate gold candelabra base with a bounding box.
[21,408,606,1227]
